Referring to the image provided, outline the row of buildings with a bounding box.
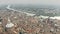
[0,10,60,34]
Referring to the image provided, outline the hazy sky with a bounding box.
[0,0,60,5]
